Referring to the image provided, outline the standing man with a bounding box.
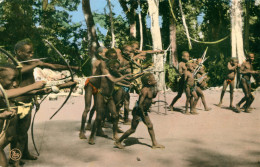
[13,39,78,160]
[169,51,190,111]
[236,53,258,113]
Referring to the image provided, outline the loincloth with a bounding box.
[17,102,33,119]
[226,79,234,85]
[242,77,251,85]
[186,84,196,92]
[122,86,130,93]
[85,78,99,95]
[99,89,113,104]
[132,101,148,121]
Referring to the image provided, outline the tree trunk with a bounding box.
[82,0,99,57]
[244,0,250,52]
[42,0,48,11]
[169,0,177,67]
[147,0,165,91]
[119,0,137,39]
[107,0,115,48]
[138,0,143,50]
[231,0,245,64]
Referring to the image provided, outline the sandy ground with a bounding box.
[4,89,260,167]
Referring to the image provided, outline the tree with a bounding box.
[119,0,138,39]
[147,0,165,90]
[82,0,99,58]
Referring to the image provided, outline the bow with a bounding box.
[30,94,49,156]
[0,83,13,139]
[0,47,23,85]
[44,40,74,120]
[193,47,208,77]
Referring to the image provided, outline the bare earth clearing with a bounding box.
[5,89,260,167]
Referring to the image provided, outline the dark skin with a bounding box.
[114,74,165,149]
[13,43,79,161]
[194,67,211,111]
[88,61,132,145]
[217,59,239,108]
[120,46,134,124]
[169,52,190,111]
[236,53,258,113]
[79,48,107,139]
[80,49,129,137]
[0,68,46,167]
[184,63,199,115]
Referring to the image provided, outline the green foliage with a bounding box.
[93,12,130,48]
[165,63,179,91]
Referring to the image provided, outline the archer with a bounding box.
[11,39,79,161]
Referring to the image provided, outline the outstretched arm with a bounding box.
[100,61,132,83]
[3,81,46,98]
[240,63,258,75]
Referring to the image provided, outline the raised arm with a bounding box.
[227,62,237,71]
[100,61,131,83]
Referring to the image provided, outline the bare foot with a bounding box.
[217,102,222,107]
[79,131,87,139]
[229,105,235,109]
[85,123,91,130]
[96,130,108,138]
[114,141,124,149]
[117,128,124,133]
[152,143,165,149]
[169,105,174,112]
[88,138,95,145]
[22,154,38,160]
[123,119,131,125]
[205,107,212,111]
[236,104,241,113]
[244,109,251,113]
[183,110,190,115]
[190,110,199,115]
[113,134,119,141]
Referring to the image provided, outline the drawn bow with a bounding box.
[0,47,23,85]
[29,40,75,156]
[0,84,13,139]
[0,47,22,139]
[44,40,75,120]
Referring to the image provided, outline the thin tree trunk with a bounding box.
[42,0,48,11]
[119,0,137,39]
[82,0,99,57]
[107,0,115,48]
[147,0,165,91]
[231,0,245,64]
[244,0,250,52]
[231,0,246,88]
[138,0,143,50]
[169,0,177,67]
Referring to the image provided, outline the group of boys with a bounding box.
[79,41,164,149]
[218,52,258,113]
[169,51,211,114]
[169,51,258,115]
[0,38,258,166]
[0,39,78,167]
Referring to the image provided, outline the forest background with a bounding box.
[0,0,259,89]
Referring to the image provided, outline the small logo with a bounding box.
[10,148,22,161]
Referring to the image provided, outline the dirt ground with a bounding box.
[4,89,260,167]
